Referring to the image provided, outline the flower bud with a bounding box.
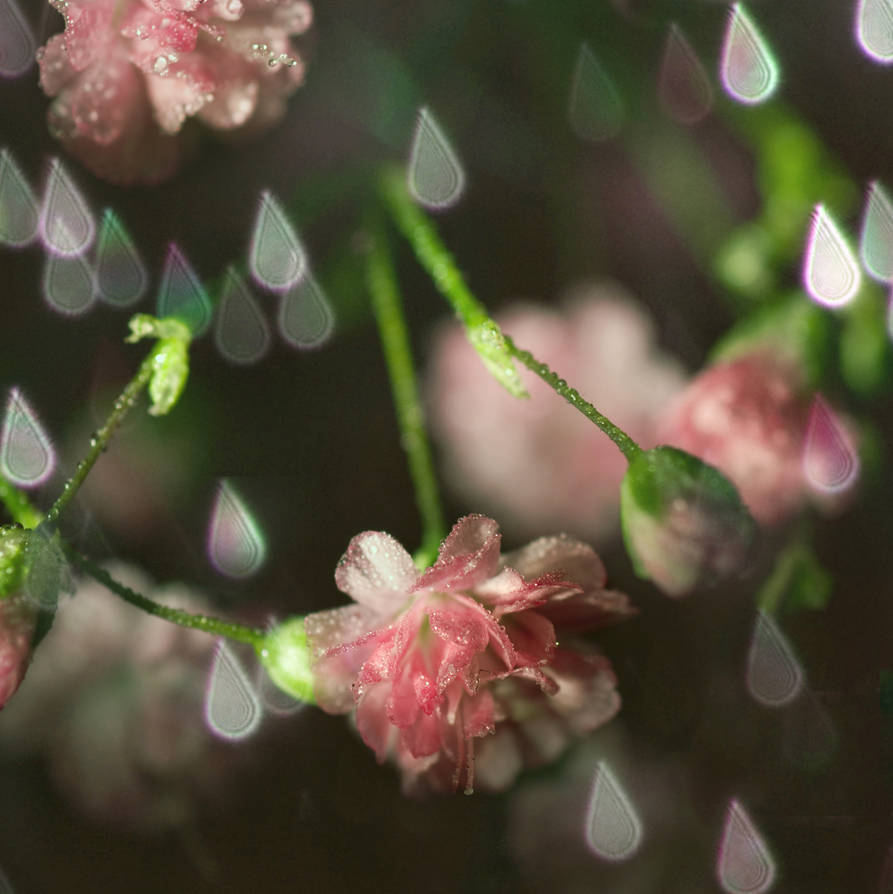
[257,617,315,704]
[0,525,38,708]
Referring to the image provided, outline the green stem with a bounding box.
[0,476,42,529]
[365,213,446,568]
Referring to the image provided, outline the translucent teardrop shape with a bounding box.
[207,480,267,579]
[859,181,893,282]
[278,272,335,349]
[658,24,714,125]
[95,209,147,307]
[568,43,624,141]
[782,689,838,770]
[0,0,35,78]
[23,524,71,610]
[0,149,38,247]
[249,190,306,291]
[256,661,305,715]
[407,107,466,210]
[802,204,861,307]
[156,243,212,336]
[802,395,859,494]
[856,0,893,63]
[746,610,804,707]
[716,800,776,894]
[1,388,56,487]
[204,639,262,740]
[42,248,96,316]
[583,761,643,861]
[40,158,95,256]
[214,267,271,365]
[720,4,779,105]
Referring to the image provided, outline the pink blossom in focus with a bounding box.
[37,0,313,184]
[0,595,36,710]
[305,515,635,794]
[427,282,687,541]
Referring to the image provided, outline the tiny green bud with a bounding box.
[126,314,192,416]
[257,617,315,704]
[468,319,529,399]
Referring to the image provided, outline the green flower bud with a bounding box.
[468,320,529,399]
[126,314,192,416]
[257,617,315,704]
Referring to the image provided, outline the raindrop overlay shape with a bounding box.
[207,480,267,579]
[1,388,56,488]
[278,272,335,349]
[40,158,95,257]
[407,107,466,210]
[95,209,148,307]
[802,204,861,307]
[0,0,35,78]
[568,43,624,141]
[0,148,38,247]
[256,661,305,716]
[856,0,893,63]
[583,761,643,861]
[43,247,96,316]
[249,190,306,291]
[204,639,262,741]
[716,799,776,894]
[214,267,271,365]
[658,24,714,125]
[23,525,71,610]
[860,181,893,282]
[720,4,780,105]
[782,688,838,770]
[746,610,805,707]
[802,395,860,494]
[156,243,212,336]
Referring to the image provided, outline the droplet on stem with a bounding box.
[214,267,271,365]
[407,107,466,210]
[855,0,893,64]
[568,43,624,141]
[40,158,95,257]
[0,0,35,78]
[746,610,804,708]
[156,242,212,336]
[802,395,859,494]
[719,3,780,105]
[583,761,643,861]
[658,24,714,124]
[43,245,96,316]
[278,272,335,349]
[204,639,262,740]
[0,148,38,247]
[207,480,267,579]
[1,388,56,488]
[95,209,148,308]
[802,204,861,307]
[249,190,306,291]
[716,799,776,894]
[859,181,893,282]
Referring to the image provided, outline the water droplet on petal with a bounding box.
[278,272,335,349]
[803,395,860,494]
[0,148,38,247]
[720,4,780,105]
[204,639,262,740]
[249,190,306,291]
[214,267,271,365]
[746,610,805,708]
[207,480,267,579]
[156,242,212,336]
[859,181,893,282]
[583,761,643,861]
[40,158,95,256]
[1,388,56,487]
[658,24,714,124]
[568,43,624,141]
[407,107,466,210]
[802,204,861,307]
[42,245,96,316]
[95,209,147,307]
[782,688,838,770]
[0,0,35,78]
[716,799,776,894]
[856,0,893,63]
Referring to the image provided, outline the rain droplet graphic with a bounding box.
[278,272,335,349]
[803,395,859,494]
[0,0,35,78]
[249,191,306,291]
[859,181,893,281]
[40,158,95,256]
[856,0,893,63]
[658,24,714,124]
[205,639,262,740]
[583,761,643,861]
[23,524,71,610]
[802,205,861,307]
[716,800,776,894]
[207,480,267,579]
[43,245,96,316]
[214,267,271,365]
[407,107,466,210]
[95,209,147,307]
[720,4,779,105]
[256,661,305,715]
[782,688,838,770]
[156,243,212,336]
[746,610,804,708]
[1,388,56,487]
[568,43,624,141]
[0,148,38,246]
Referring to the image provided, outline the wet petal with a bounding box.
[334,530,418,613]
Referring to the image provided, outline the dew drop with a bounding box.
[407,107,466,210]
[204,639,262,740]
[214,267,271,365]
[658,24,714,125]
[40,158,95,256]
[745,610,804,708]
[0,148,38,247]
[720,4,780,105]
[802,395,859,494]
[42,245,96,316]
[1,388,56,487]
[802,204,861,307]
[249,190,306,291]
[583,761,643,861]
[568,43,624,141]
[0,0,35,78]
[156,242,212,336]
[716,799,776,894]
[859,181,893,282]
[856,0,893,64]
[782,688,838,770]
[207,480,267,579]
[278,271,335,349]
[95,209,147,307]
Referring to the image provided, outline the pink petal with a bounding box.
[38,35,78,97]
[502,534,607,590]
[536,587,638,632]
[355,681,394,762]
[415,515,502,593]
[303,604,380,658]
[334,531,418,615]
[473,566,579,616]
[504,610,556,666]
[400,707,443,759]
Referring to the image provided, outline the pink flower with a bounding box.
[427,282,686,541]
[37,0,313,184]
[305,515,635,794]
[0,595,36,710]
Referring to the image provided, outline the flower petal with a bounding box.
[334,531,418,614]
[355,681,394,762]
[502,534,607,590]
[415,515,501,593]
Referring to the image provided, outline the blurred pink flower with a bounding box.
[305,515,635,794]
[37,0,313,184]
[427,282,687,541]
[0,595,36,710]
